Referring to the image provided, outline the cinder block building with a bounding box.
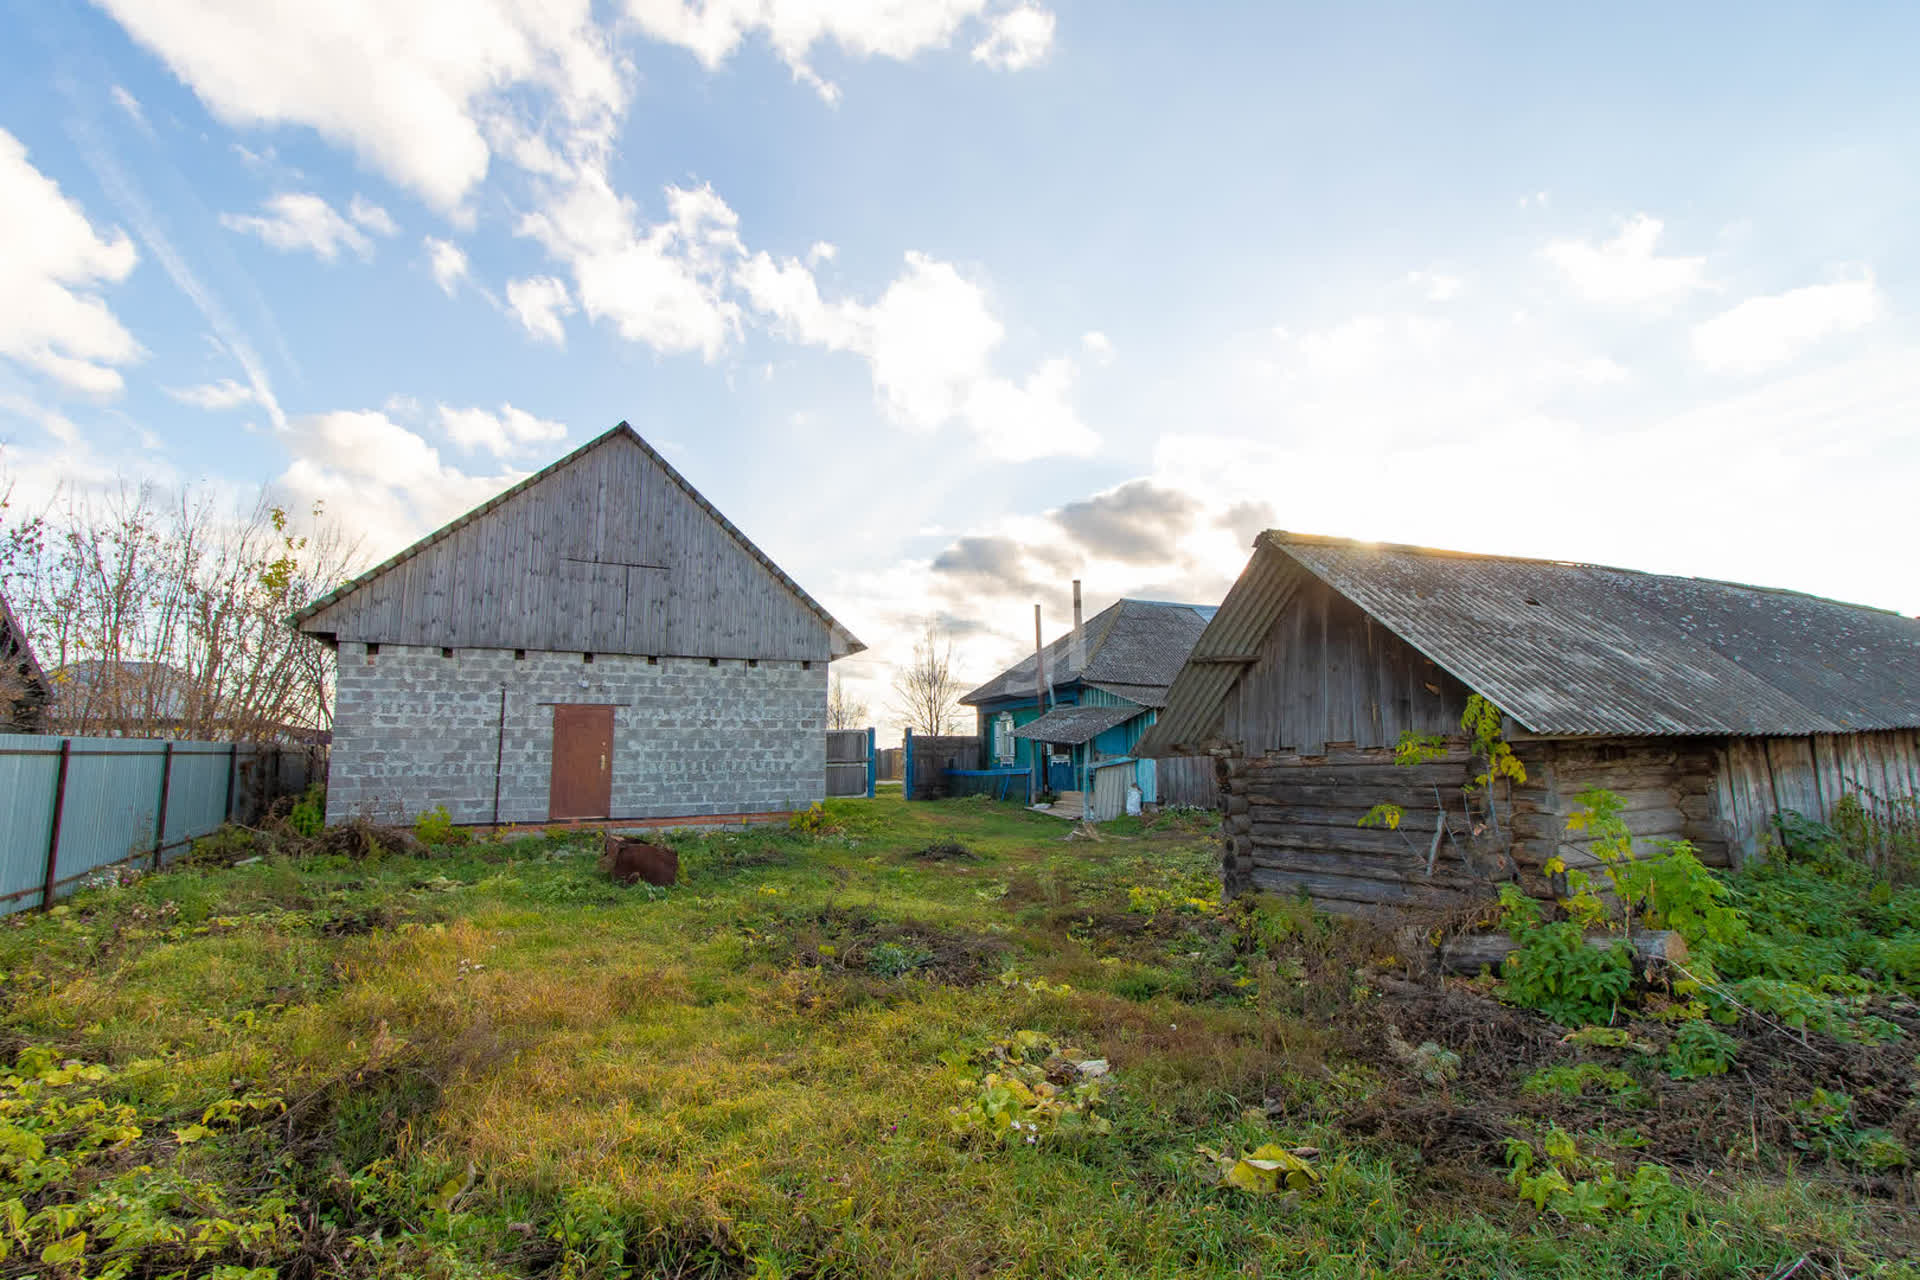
[293,423,863,827]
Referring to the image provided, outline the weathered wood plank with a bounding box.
[1249,865,1491,908]
[1437,930,1687,975]
[301,429,837,661]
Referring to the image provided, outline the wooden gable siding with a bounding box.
[1222,576,1475,757]
[302,435,830,660]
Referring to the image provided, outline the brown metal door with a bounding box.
[550,704,614,820]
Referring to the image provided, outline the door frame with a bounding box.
[549,703,615,820]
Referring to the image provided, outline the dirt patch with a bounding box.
[1341,984,1920,1204]
[785,906,1010,985]
[911,842,979,862]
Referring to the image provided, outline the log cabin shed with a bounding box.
[1138,531,1920,915]
[293,422,863,827]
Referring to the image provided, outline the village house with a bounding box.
[961,584,1219,821]
[1140,531,1920,915]
[293,423,862,827]
[0,590,47,734]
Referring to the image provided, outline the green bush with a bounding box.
[412,806,464,846]
[1664,1020,1738,1079]
[1501,923,1635,1026]
[287,785,325,838]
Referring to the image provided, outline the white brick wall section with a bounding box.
[325,644,828,825]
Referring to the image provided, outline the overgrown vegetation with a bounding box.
[2,792,1916,1278]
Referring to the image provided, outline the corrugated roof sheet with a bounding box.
[961,599,1215,706]
[1148,531,1920,748]
[1010,704,1139,745]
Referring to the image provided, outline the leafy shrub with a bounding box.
[1521,1062,1646,1107]
[1502,923,1635,1026]
[1504,1125,1683,1224]
[0,1048,297,1275]
[287,785,325,838]
[789,802,839,836]
[412,806,465,846]
[866,941,932,977]
[1664,1020,1738,1079]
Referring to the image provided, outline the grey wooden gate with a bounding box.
[826,729,875,798]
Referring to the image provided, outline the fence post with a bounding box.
[42,739,72,912]
[152,741,174,870]
[223,743,238,822]
[903,729,914,801]
[866,727,876,798]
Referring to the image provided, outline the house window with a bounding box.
[993,712,1015,765]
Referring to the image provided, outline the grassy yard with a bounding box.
[2,794,1916,1278]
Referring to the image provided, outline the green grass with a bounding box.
[1,795,1913,1279]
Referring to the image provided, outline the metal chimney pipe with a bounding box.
[1034,604,1047,709]
[1071,580,1085,674]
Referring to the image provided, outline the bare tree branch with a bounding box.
[889,622,964,736]
[0,477,361,741]
[828,674,869,730]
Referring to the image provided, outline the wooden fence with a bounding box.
[0,736,323,915]
[902,731,983,800]
[826,729,877,798]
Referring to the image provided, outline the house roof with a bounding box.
[1010,704,1139,746]
[961,598,1217,707]
[1145,531,1920,750]
[292,422,863,657]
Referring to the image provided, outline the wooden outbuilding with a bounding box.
[1139,532,1920,915]
[294,422,862,827]
[0,590,48,734]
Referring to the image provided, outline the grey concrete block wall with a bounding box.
[326,644,828,825]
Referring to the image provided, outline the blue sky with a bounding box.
[3,1,1917,731]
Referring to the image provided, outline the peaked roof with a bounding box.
[961,598,1217,707]
[1146,531,1920,748]
[293,422,862,657]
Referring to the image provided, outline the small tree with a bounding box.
[828,674,869,730]
[890,622,964,736]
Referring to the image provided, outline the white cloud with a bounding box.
[95,0,624,212]
[739,248,1097,459]
[221,192,374,260]
[1520,190,1550,209]
[165,378,256,410]
[806,240,836,265]
[1407,269,1463,301]
[348,194,399,237]
[276,408,525,557]
[0,129,141,396]
[1081,330,1114,362]
[1692,275,1880,374]
[505,276,575,345]
[0,393,84,445]
[109,85,152,134]
[424,237,469,295]
[627,0,1053,99]
[972,4,1054,70]
[1542,214,1708,306]
[437,401,568,456]
[519,178,742,357]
